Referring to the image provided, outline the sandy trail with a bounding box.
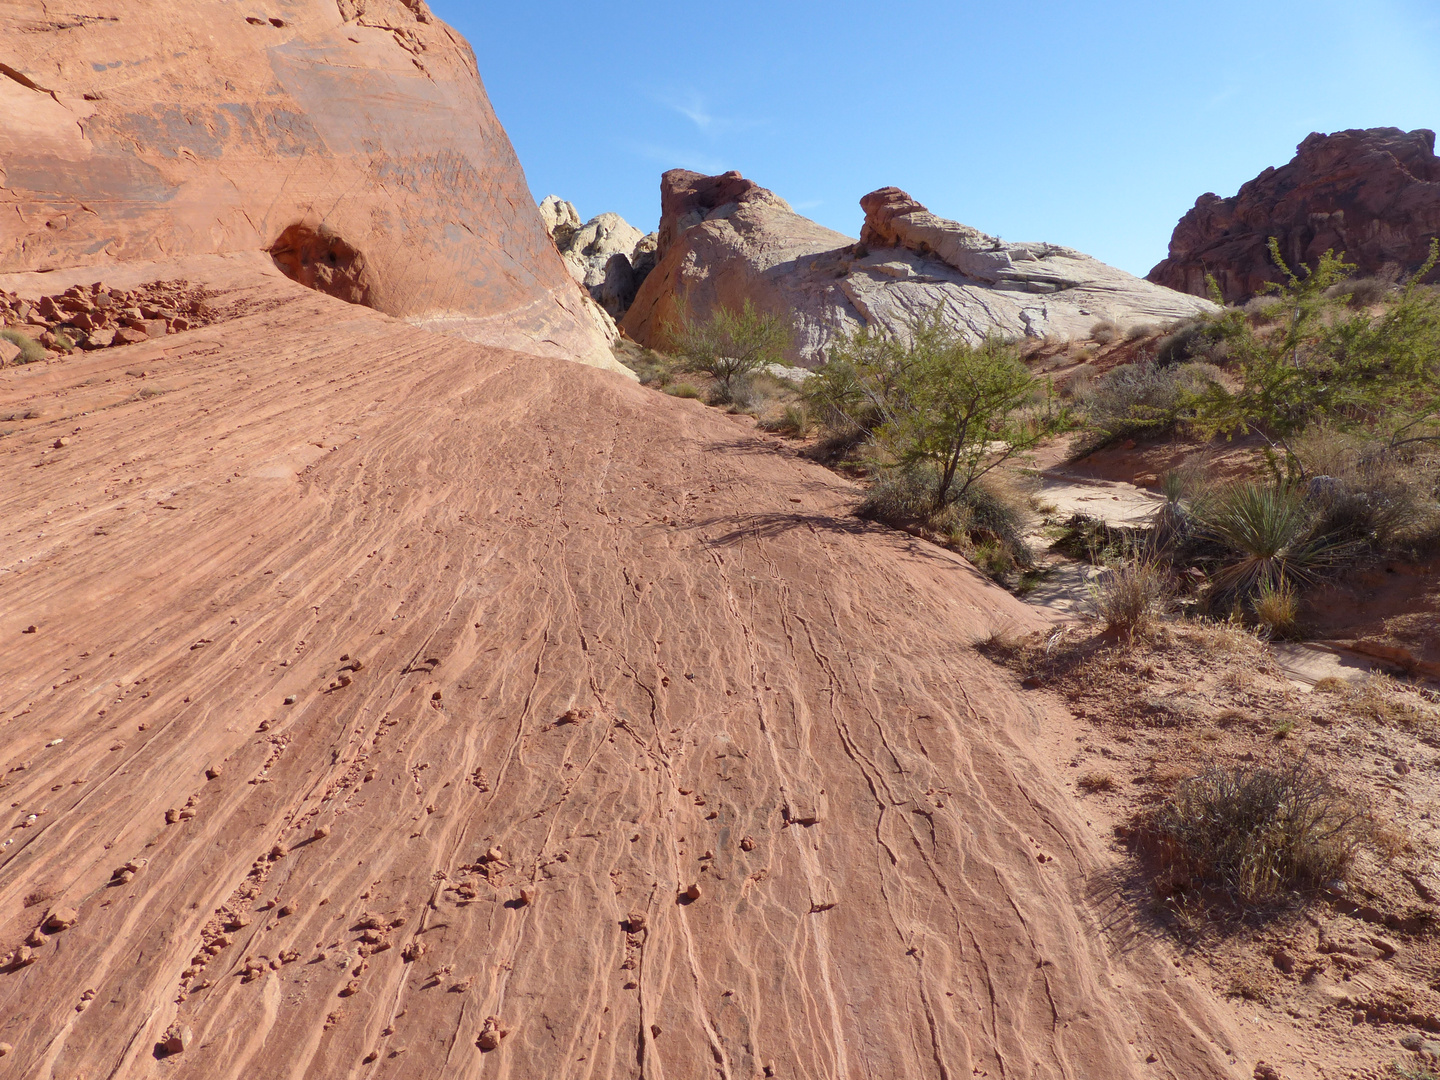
[0,263,1242,1078]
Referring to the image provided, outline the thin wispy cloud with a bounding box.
[632,143,730,176]
[654,89,764,138]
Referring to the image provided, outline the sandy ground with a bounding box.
[0,260,1251,1079]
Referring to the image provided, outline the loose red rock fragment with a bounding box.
[160,1023,192,1055]
[477,1015,506,1051]
[43,906,79,932]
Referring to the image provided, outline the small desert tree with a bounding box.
[668,299,792,402]
[1193,238,1440,461]
[809,314,1056,511]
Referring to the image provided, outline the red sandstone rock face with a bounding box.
[0,259,1246,1079]
[1149,127,1440,302]
[655,169,768,257]
[859,186,941,249]
[0,0,620,371]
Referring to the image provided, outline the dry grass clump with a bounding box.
[1144,762,1368,904]
[1078,770,1117,793]
[757,402,808,437]
[1252,578,1300,639]
[1090,559,1169,636]
[1343,674,1436,727]
[1291,427,1440,558]
[1,329,46,365]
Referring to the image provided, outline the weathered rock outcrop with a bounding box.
[1149,127,1440,302]
[539,196,658,318]
[622,170,1214,365]
[0,255,1245,1080]
[0,0,624,373]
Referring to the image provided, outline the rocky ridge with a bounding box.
[538,196,659,319]
[1149,127,1440,302]
[622,170,1215,365]
[0,0,622,373]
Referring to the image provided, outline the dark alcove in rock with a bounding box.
[269,224,376,307]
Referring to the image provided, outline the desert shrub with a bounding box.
[1078,770,1117,793]
[1126,322,1160,341]
[1198,481,1359,601]
[1090,318,1121,345]
[810,313,1062,511]
[668,299,792,402]
[1,329,46,365]
[715,375,759,410]
[1289,428,1440,555]
[858,463,1032,576]
[613,341,675,386]
[1145,762,1367,904]
[1155,318,1224,367]
[1050,513,1149,564]
[1058,364,1097,400]
[1075,358,1221,446]
[759,403,808,436]
[1090,558,1169,636]
[1194,239,1440,451]
[1242,294,1285,325]
[1325,276,1392,308]
[666,382,702,399]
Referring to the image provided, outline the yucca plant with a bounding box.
[1199,481,1358,599]
[1150,468,1203,553]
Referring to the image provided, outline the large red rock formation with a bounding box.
[1149,127,1440,302]
[0,257,1246,1079]
[0,0,622,371]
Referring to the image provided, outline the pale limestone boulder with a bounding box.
[623,172,1217,366]
[537,198,657,318]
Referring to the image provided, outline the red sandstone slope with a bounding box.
[0,0,620,370]
[1149,127,1440,302]
[0,259,1244,1077]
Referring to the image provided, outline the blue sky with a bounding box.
[433,1,1440,277]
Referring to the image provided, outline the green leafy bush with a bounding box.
[1193,239,1440,451]
[809,314,1062,512]
[667,299,792,403]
